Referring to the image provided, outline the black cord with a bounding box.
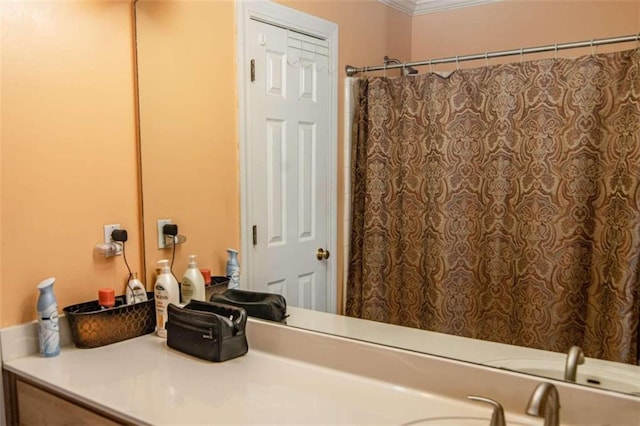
[169,236,179,284]
[121,241,135,303]
[121,241,133,281]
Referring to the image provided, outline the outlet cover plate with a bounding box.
[103,224,120,245]
[157,219,172,249]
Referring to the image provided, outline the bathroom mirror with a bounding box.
[134,0,640,396]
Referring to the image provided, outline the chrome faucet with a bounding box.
[526,382,560,426]
[564,345,585,382]
[467,395,505,426]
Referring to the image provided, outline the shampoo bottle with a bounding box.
[181,255,205,303]
[36,277,60,357]
[126,272,148,304]
[226,249,240,289]
[154,259,180,338]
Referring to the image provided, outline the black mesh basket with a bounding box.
[63,293,155,348]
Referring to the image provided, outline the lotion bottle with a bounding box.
[154,259,180,338]
[36,277,60,357]
[126,272,148,304]
[226,249,240,289]
[181,255,205,303]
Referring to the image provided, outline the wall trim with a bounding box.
[379,0,501,16]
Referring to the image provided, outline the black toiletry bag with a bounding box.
[166,300,248,362]
[210,289,287,323]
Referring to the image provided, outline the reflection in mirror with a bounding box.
[346,47,639,362]
[135,0,640,396]
[239,9,338,312]
[135,0,240,286]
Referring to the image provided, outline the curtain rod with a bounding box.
[345,34,639,76]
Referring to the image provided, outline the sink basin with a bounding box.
[401,417,531,426]
[485,358,640,395]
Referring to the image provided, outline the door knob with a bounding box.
[316,248,330,260]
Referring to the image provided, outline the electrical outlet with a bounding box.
[157,219,172,249]
[103,224,120,244]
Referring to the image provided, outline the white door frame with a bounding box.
[236,0,339,313]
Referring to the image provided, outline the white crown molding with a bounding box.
[377,0,416,15]
[379,0,501,16]
[414,0,500,15]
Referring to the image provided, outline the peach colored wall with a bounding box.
[136,0,239,285]
[0,47,3,325]
[411,0,640,71]
[1,1,140,326]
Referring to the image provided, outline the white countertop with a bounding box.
[3,332,528,425]
[2,313,639,425]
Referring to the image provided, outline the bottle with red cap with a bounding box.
[98,288,115,310]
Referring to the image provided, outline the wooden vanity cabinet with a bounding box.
[3,370,126,426]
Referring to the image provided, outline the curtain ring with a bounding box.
[554,43,559,60]
[383,61,387,78]
[402,63,406,77]
[590,39,595,56]
[485,52,489,67]
[636,32,640,49]
[456,55,460,70]
[429,58,433,74]
[520,47,524,63]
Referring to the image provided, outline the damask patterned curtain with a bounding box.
[346,49,640,364]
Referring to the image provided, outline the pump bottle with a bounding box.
[154,259,180,338]
[181,255,205,303]
[126,272,148,304]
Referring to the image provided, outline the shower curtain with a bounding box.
[346,48,640,364]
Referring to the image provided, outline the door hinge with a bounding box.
[250,59,255,82]
[252,225,257,246]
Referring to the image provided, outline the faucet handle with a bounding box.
[467,395,506,426]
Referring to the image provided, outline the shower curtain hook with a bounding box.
[485,52,489,67]
[520,47,524,63]
[636,33,640,49]
[590,39,595,56]
[429,59,433,74]
[402,62,406,77]
[383,61,387,78]
[456,55,460,71]
[554,43,559,60]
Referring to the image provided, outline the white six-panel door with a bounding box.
[247,18,331,311]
